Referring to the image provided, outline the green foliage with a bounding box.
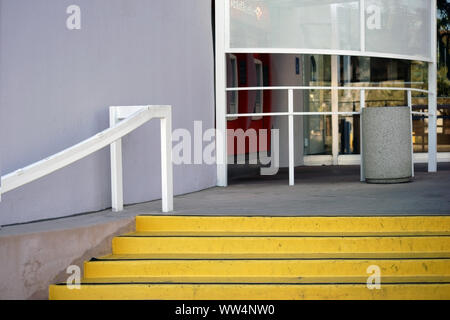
[438,66,450,96]
[438,1,450,97]
[438,0,450,27]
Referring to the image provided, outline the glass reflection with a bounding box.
[304,55,332,155]
[230,0,360,51]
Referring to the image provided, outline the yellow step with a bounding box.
[112,235,450,258]
[49,215,450,300]
[84,258,450,283]
[136,216,450,236]
[79,275,450,284]
[49,283,450,300]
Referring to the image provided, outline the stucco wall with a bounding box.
[0,0,216,226]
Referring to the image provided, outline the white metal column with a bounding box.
[428,0,438,173]
[407,90,415,177]
[360,0,366,53]
[215,0,228,186]
[331,55,340,165]
[360,89,365,182]
[288,89,295,186]
[160,111,174,213]
[110,108,124,212]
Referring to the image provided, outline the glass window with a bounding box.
[227,54,239,120]
[228,0,432,61]
[437,2,450,152]
[304,55,332,155]
[230,0,361,51]
[336,56,429,154]
[365,0,431,59]
[339,116,360,155]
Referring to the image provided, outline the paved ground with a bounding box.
[127,163,450,216]
[2,162,449,247]
[4,163,449,233]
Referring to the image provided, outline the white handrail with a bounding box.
[0,105,173,213]
[225,86,435,118]
[226,86,430,94]
[227,111,361,118]
[224,86,433,185]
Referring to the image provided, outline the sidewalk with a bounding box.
[129,163,450,216]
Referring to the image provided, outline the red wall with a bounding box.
[226,54,272,155]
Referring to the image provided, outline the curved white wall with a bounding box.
[228,0,432,61]
[0,0,216,225]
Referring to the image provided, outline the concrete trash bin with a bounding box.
[362,106,413,184]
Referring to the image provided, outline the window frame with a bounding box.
[252,58,264,120]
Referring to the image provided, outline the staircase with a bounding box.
[49,216,450,300]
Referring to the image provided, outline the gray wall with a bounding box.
[0,0,216,226]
